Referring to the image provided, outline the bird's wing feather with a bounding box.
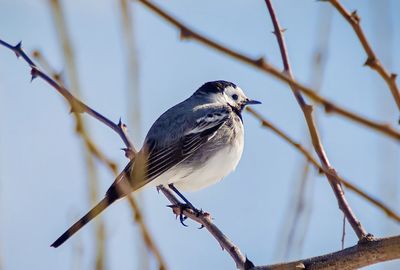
[143,107,230,182]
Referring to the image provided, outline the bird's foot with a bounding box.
[167,203,206,227]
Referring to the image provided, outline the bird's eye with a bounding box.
[232,94,238,101]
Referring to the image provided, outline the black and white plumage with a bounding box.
[51,80,261,247]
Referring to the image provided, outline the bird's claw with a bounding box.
[167,203,203,227]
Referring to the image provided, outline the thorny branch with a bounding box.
[247,107,400,223]
[136,0,400,142]
[327,0,400,114]
[264,0,368,240]
[0,39,166,269]
[0,40,136,157]
[0,39,247,269]
[253,235,400,270]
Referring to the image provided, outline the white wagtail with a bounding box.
[51,80,261,247]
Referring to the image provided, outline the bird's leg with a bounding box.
[167,184,204,224]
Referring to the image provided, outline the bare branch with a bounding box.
[247,107,400,223]
[0,39,167,268]
[157,186,247,269]
[252,235,400,270]
[327,0,400,113]
[1,38,246,270]
[0,39,135,154]
[136,0,400,141]
[264,0,368,239]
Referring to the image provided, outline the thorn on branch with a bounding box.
[256,56,266,67]
[272,28,287,36]
[179,27,192,40]
[364,57,377,68]
[323,101,334,113]
[14,41,22,58]
[30,67,39,81]
[121,147,135,159]
[350,10,360,23]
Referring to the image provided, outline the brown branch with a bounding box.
[47,1,106,267]
[135,0,400,142]
[327,0,400,113]
[0,39,166,269]
[264,0,368,239]
[1,39,247,269]
[247,107,400,223]
[0,39,135,157]
[252,235,400,270]
[157,186,247,269]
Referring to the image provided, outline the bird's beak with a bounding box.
[245,98,262,105]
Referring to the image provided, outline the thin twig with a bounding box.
[264,0,368,239]
[135,0,400,141]
[247,107,400,223]
[0,39,166,269]
[1,39,245,269]
[0,39,135,157]
[327,0,400,113]
[158,186,247,269]
[252,235,400,270]
[118,1,149,269]
[280,8,333,259]
[47,1,106,267]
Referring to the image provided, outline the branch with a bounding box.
[157,186,247,269]
[252,235,400,270]
[327,0,400,114]
[264,0,368,239]
[1,39,246,269]
[0,39,135,157]
[0,39,166,269]
[247,107,400,223]
[136,0,400,142]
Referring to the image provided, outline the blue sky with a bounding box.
[0,0,399,269]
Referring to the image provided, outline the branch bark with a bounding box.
[136,0,400,141]
[327,0,400,113]
[0,39,246,270]
[247,107,400,223]
[263,0,368,240]
[252,235,400,270]
[0,39,167,269]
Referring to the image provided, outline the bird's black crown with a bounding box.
[195,80,237,95]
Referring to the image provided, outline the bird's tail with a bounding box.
[51,161,136,248]
[51,196,115,248]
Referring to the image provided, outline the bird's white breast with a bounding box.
[169,122,244,192]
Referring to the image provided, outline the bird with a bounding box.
[51,80,261,248]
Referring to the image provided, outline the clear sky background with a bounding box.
[0,0,399,269]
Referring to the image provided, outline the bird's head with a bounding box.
[195,80,261,111]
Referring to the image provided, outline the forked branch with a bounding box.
[136,0,400,141]
[253,235,400,270]
[247,107,400,223]
[264,0,368,239]
[327,0,400,113]
[0,39,135,156]
[0,39,247,270]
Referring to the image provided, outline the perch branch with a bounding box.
[264,0,368,239]
[0,39,166,269]
[252,235,400,270]
[1,39,245,270]
[247,107,400,223]
[327,0,400,113]
[158,186,247,269]
[136,0,400,141]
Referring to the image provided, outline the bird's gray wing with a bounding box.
[143,107,231,182]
